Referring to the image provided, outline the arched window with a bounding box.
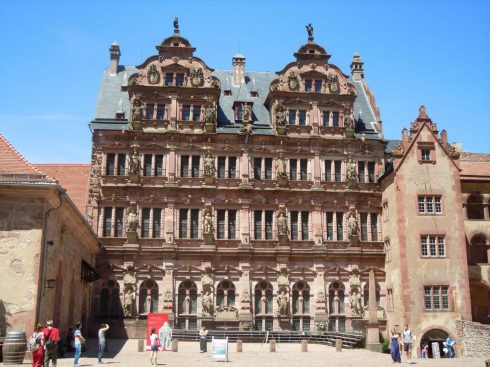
[363,282,381,307]
[99,279,121,317]
[328,281,345,314]
[177,280,198,315]
[216,280,236,307]
[254,281,273,315]
[468,235,488,264]
[292,281,310,314]
[139,279,159,314]
[467,194,484,220]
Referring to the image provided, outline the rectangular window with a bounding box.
[298,110,307,125]
[326,212,333,241]
[368,162,375,183]
[305,79,312,92]
[300,159,308,180]
[291,211,299,240]
[156,104,165,120]
[143,154,152,176]
[142,208,150,238]
[421,235,446,257]
[315,80,322,93]
[435,197,442,213]
[106,153,115,176]
[418,195,443,214]
[289,110,296,125]
[190,209,199,238]
[146,104,154,120]
[236,104,244,121]
[421,149,431,161]
[358,162,365,183]
[155,155,163,176]
[265,211,273,240]
[117,154,126,175]
[290,159,297,180]
[360,213,368,241]
[191,156,200,177]
[370,214,378,241]
[228,210,237,239]
[153,208,161,238]
[433,287,440,309]
[254,158,262,179]
[115,207,124,237]
[229,157,237,178]
[179,209,188,239]
[336,212,344,241]
[165,73,173,86]
[265,158,273,180]
[424,288,432,309]
[324,160,331,181]
[180,155,189,177]
[332,112,339,127]
[438,237,445,257]
[442,288,449,309]
[217,157,226,178]
[103,207,112,237]
[322,111,330,127]
[334,161,342,182]
[193,105,201,121]
[421,236,428,256]
[254,211,262,240]
[182,105,191,121]
[176,73,185,87]
[217,210,226,239]
[429,236,437,256]
[301,211,309,240]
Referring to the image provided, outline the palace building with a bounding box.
[80,20,489,354]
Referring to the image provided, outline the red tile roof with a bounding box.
[460,152,490,179]
[35,164,90,214]
[0,134,56,183]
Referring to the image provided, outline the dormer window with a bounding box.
[224,90,232,96]
[417,142,436,163]
[251,91,258,97]
[176,73,185,87]
[165,73,174,86]
[115,112,125,120]
[236,104,244,121]
[421,149,431,161]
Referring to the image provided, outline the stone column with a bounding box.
[239,199,251,248]
[366,268,381,352]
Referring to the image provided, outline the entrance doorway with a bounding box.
[420,329,449,358]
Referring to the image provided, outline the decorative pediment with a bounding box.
[324,265,351,278]
[250,265,279,276]
[175,264,202,274]
[214,265,242,275]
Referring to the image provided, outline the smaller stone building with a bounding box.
[0,134,101,337]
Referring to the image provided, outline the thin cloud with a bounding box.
[0,114,86,122]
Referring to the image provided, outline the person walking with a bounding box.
[73,322,85,367]
[149,328,160,366]
[445,336,456,358]
[43,320,60,367]
[30,324,45,367]
[98,323,110,364]
[199,325,208,353]
[402,324,414,364]
[390,328,402,363]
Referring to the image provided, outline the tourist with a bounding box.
[421,344,428,358]
[30,324,45,367]
[149,327,160,366]
[199,325,208,353]
[43,320,60,367]
[445,336,456,358]
[98,323,110,364]
[402,324,414,364]
[73,322,85,367]
[390,328,402,363]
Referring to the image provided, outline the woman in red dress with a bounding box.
[31,324,45,367]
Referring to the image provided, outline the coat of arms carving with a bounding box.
[287,72,299,91]
[147,64,160,85]
[328,74,340,94]
[189,68,204,87]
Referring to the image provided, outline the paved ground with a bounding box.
[2,339,487,367]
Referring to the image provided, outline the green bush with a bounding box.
[382,338,390,354]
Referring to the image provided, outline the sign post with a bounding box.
[212,336,229,362]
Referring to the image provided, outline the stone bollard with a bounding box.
[336,339,342,352]
[485,358,490,367]
[270,339,276,352]
[237,339,243,352]
[172,339,179,352]
[301,339,308,352]
[137,339,144,352]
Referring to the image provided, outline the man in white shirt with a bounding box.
[402,324,413,364]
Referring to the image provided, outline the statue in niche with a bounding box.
[128,146,140,176]
[277,290,289,316]
[164,290,172,302]
[123,265,136,285]
[202,268,213,286]
[242,290,250,302]
[349,271,361,289]
[127,207,138,233]
[298,293,304,314]
[204,105,216,125]
[349,287,364,317]
[147,64,160,85]
[344,109,355,130]
[346,155,358,187]
[203,209,214,235]
[347,209,359,237]
[306,23,314,39]
[184,294,191,314]
[275,103,287,127]
[203,153,215,177]
[277,212,288,236]
[202,291,213,317]
[146,294,152,313]
[243,104,252,122]
[316,291,325,303]
[189,68,204,87]
[131,99,142,122]
[276,155,287,179]
[123,285,134,317]
[333,291,340,314]
[288,72,299,91]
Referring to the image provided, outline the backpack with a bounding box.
[45,328,54,348]
[28,334,39,352]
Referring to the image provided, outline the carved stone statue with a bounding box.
[347,210,359,237]
[131,99,142,122]
[333,291,340,314]
[344,109,355,130]
[275,103,287,127]
[203,153,215,177]
[205,105,216,125]
[123,265,136,285]
[277,212,288,236]
[298,294,304,314]
[288,72,299,91]
[316,291,325,303]
[203,210,213,235]
[306,23,314,39]
[190,68,204,87]
[349,288,364,317]
[349,271,361,289]
[146,294,152,314]
[346,155,357,187]
[243,104,252,122]
[164,290,172,302]
[277,291,289,316]
[184,294,190,314]
[202,291,213,317]
[276,156,287,178]
[123,286,134,317]
[127,207,138,233]
[128,147,140,176]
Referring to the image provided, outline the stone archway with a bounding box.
[420,328,449,358]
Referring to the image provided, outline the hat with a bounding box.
[46,320,54,326]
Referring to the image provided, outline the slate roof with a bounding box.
[0,134,56,184]
[91,65,382,140]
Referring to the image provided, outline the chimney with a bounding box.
[350,53,364,81]
[232,53,245,85]
[402,128,409,149]
[110,41,121,75]
[440,129,448,145]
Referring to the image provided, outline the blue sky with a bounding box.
[0,0,489,163]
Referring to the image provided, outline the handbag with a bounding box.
[154,338,161,347]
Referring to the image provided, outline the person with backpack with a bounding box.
[43,320,60,367]
[149,327,160,366]
[30,324,45,367]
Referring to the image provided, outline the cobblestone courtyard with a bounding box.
[2,340,487,367]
